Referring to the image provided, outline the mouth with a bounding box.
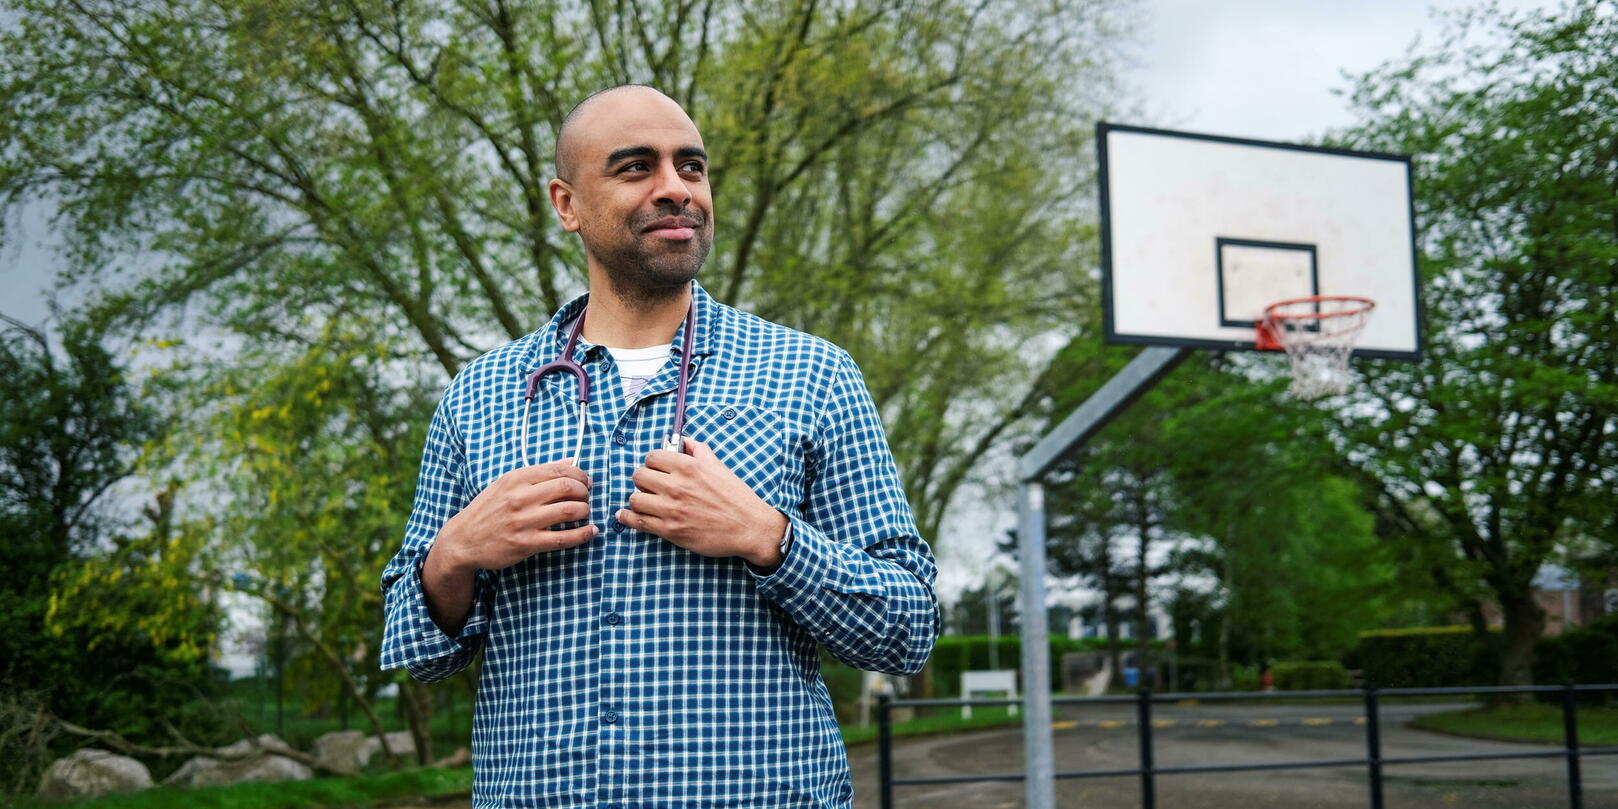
[641,215,699,241]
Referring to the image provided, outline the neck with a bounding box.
[580,268,692,349]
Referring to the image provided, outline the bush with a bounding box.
[1351,625,1498,688]
[922,635,1140,697]
[818,634,1144,719]
[1534,614,1618,703]
[1271,660,1351,691]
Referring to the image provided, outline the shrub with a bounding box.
[818,634,1150,720]
[1271,660,1351,691]
[1534,614,1618,704]
[1352,625,1498,688]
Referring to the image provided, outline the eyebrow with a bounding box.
[603,145,709,170]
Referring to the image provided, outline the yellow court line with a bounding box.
[1052,720,1078,730]
[1247,719,1280,727]
[1196,719,1226,728]
[1097,720,1128,729]
[1151,719,1177,729]
[1302,718,1333,727]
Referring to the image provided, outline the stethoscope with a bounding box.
[521,295,696,465]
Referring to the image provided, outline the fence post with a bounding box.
[878,693,894,809]
[1363,685,1384,809]
[1137,688,1156,809]
[1562,682,1582,809]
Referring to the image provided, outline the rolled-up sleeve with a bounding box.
[748,348,941,675]
[378,393,493,683]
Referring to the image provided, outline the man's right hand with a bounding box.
[435,460,596,573]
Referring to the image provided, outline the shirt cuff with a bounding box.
[743,513,794,577]
[745,510,871,604]
[379,551,490,670]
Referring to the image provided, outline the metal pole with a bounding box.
[1137,688,1156,809]
[988,580,1001,671]
[1019,481,1056,809]
[878,693,894,809]
[1363,686,1384,809]
[1563,682,1583,809]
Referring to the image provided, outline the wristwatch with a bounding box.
[778,521,794,559]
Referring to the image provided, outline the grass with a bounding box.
[841,705,1022,746]
[18,766,473,809]
[24,704,1020,808]
[1409,702,1618,745]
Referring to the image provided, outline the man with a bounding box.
[379,85,939,809]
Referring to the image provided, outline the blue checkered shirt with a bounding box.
[378,279,940,808]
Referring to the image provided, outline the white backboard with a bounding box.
[1099,123,1422,359]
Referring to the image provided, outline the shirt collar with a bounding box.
[530,277,720,367]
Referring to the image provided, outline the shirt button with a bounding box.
[613,431,628,445]
[602,709,618,724]
[722,407,737,420]
[604,612,620,626]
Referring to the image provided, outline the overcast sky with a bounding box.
[1,1,1553,622]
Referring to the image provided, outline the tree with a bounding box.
[0,0,1132,553]
[0,314,226,792]
[1033,334,1409,685]
[1332,0,1618,687]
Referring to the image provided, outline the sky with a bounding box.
[0,0,1556,669]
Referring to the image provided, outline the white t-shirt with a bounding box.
[604,343,671,401]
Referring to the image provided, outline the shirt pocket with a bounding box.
[682,403,792,508]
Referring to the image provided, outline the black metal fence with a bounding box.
[875,684,1618,809]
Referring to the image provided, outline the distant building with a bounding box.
[1475,564,1618,637]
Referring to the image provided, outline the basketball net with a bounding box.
[1255,296,1376,399]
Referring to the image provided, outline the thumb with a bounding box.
[684,436,716,460]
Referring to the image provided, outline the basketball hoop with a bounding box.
[1255,295,1375,398]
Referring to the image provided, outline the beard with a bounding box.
[584,204,712,309]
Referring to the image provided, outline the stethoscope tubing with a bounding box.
[521,295,697,467]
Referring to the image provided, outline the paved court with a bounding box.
[847,701,1618,809]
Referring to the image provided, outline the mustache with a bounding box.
[629,205,707,231]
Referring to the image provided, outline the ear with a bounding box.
[548,178,580,232]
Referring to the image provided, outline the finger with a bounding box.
[684,437,716,460]
[522,523,598,554]
[616,507,668,536]
[525,497,592,529]
[516,459,590,488]
[643,448,693,473]
[527,476,590,505]
[625,490,671,517]
[630,466,676,495]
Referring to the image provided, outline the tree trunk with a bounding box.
[1102,571,1123,690]
[399,680,435,766]
[1218,550,1233,689]
[1497,590,1547,697]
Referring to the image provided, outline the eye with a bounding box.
[621,160,650,173]
[680,160,706,176]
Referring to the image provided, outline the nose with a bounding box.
[650,160,692,208]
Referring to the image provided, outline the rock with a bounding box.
[363,730,416,763]
[162,734,310,788]
[37,749,153,799]
[217,733,296,757]
[313,730,370,772]
[433,746,470,768]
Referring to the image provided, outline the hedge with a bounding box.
[819,634,1157,721]
[1271,660,1351,691]
[1349,625,1499,688]
[1535,614,1618,703]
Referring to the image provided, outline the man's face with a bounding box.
[551,90,715,296]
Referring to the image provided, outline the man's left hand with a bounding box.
[618,437,787,567]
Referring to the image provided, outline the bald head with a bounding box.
[554,84,695,183]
